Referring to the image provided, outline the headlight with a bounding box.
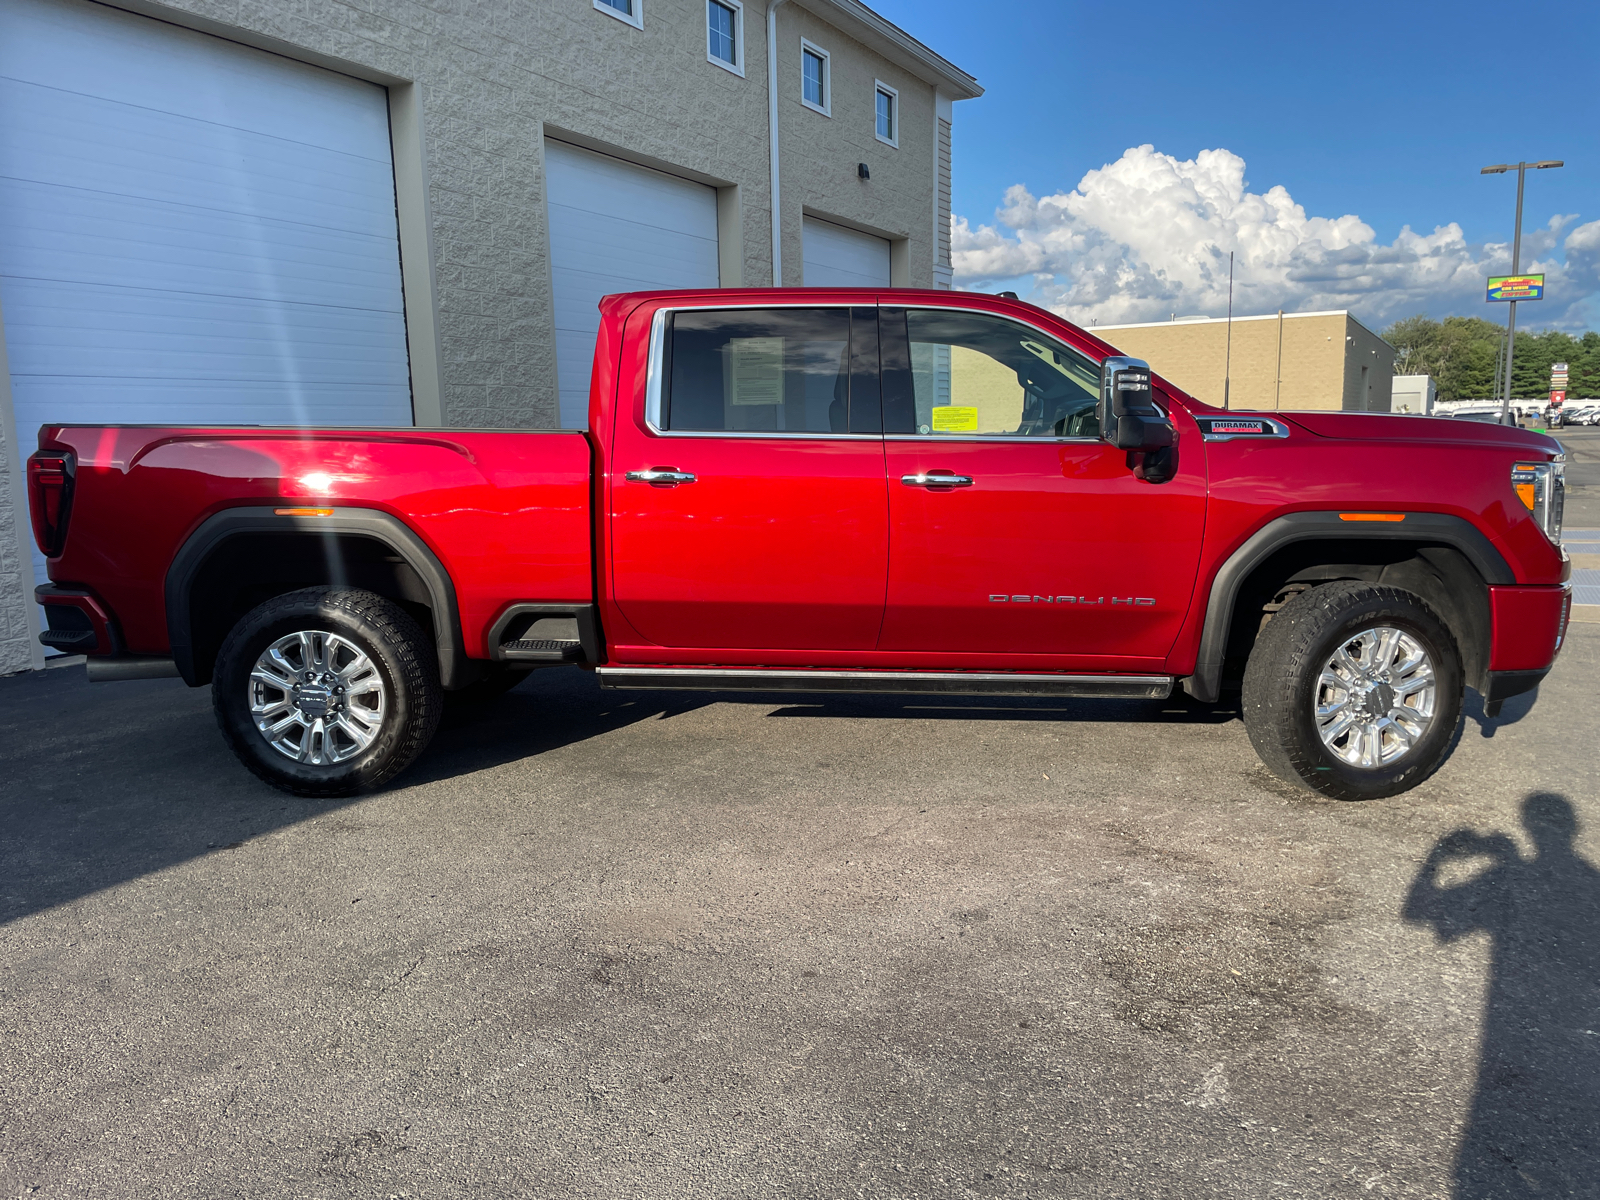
[1511,458,1564,545]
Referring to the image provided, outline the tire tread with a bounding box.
[213,587,440,797]
[1241,581,1464,800]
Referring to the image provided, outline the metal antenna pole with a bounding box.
[1223,251,1234,411]
[1499,162,1527,423]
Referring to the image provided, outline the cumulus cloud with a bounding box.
[952,145,1595,330]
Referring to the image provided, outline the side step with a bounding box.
[595,667,1173,700]
[489,604,599,665]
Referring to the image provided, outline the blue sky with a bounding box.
[870,0,1599,331]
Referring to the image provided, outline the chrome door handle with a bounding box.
[626,469,697,485]
[901,472,973,488]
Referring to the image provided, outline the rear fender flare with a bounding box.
[1182,511,1512,703]
[165,506,468,688]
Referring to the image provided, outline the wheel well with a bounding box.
[183,533,437,686]
[1221,540,1491,693]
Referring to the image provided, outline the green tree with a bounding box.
[1381,315,1599,401]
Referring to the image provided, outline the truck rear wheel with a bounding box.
[1241,581,1463,800]
[213,587,441,797]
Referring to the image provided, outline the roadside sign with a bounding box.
[1486,274,1545,302]
[1551,390,1566,405]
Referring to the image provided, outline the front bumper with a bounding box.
[1488,584,1572,672]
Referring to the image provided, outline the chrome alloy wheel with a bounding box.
[1313,625,1437,769]
[248,630,388,765]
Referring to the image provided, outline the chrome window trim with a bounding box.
[645,302,877,441]
[640,300,1135,445]
[885,433,1103,445]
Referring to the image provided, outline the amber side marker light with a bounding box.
[274,507,334,517]
[1339,513,1406,522]
[1511,464,1540,511]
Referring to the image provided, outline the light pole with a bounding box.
[1481,160,1562,423]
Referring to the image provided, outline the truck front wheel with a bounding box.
[213,587,442,796]
[1241,582,1463,800]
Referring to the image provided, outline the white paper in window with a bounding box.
[726,337,785,406]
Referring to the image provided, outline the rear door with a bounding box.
[608,304,888,654]
[877,306,1207,664]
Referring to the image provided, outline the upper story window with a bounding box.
[874,82,898,147]
[800,40,830,115]
[595,0,642,30]
[881,308,1102,439]
[707,0,743,75]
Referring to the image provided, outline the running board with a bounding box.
[595,667,1173,700]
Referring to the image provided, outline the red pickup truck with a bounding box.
[27,289,1571,801]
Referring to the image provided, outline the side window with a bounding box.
[883,308,1102,438]
[663,307,880,434]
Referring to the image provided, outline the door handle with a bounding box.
[626,468,697,486]
[901,472,973,488]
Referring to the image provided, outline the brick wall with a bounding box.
[1093,313,1396,412]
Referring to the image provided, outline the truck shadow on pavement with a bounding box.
[1,664,1247,927]
[1403,793,1600,1199]
[0,665,696,927]
[1461,684,1541,739]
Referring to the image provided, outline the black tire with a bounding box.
[1241,581,1463,800]
[213,587,441,797]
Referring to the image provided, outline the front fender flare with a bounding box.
[1181,511,1512,703]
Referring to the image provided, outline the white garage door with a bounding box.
[0,0,413,438]
[802,216,891,288]
[545,140,720,428]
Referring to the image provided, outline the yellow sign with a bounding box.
[930,405,979,433]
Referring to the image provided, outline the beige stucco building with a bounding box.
[1093,311,1397,413]
[0,0,979,673]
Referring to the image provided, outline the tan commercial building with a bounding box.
[1092,311,1396,413]
[0,0,979,673]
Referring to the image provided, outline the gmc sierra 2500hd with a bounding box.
[27,289,1571,800]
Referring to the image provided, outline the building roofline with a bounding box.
[797,0,983,99]
[1092,310,1352,332]
[1093,308,1396,354]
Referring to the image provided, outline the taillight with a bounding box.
[27,449,75,556]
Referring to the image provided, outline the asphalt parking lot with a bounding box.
[2,616,1596,1199]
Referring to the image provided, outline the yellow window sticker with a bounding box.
[930,405,979,433]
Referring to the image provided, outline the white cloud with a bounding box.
[952,145,1595,330]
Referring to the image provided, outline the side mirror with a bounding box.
[1100,356,1174,451]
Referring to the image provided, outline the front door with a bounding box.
[877,306,1207,664]
[609,305,888,653]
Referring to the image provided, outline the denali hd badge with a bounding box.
[1196,415,1291,441]
[990,594,1155,606]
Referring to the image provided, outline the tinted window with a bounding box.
[882,309,1101,438]
[664,308,879,434]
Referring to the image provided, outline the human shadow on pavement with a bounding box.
[0,665,699,927]
[1402,793,1600,1198]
